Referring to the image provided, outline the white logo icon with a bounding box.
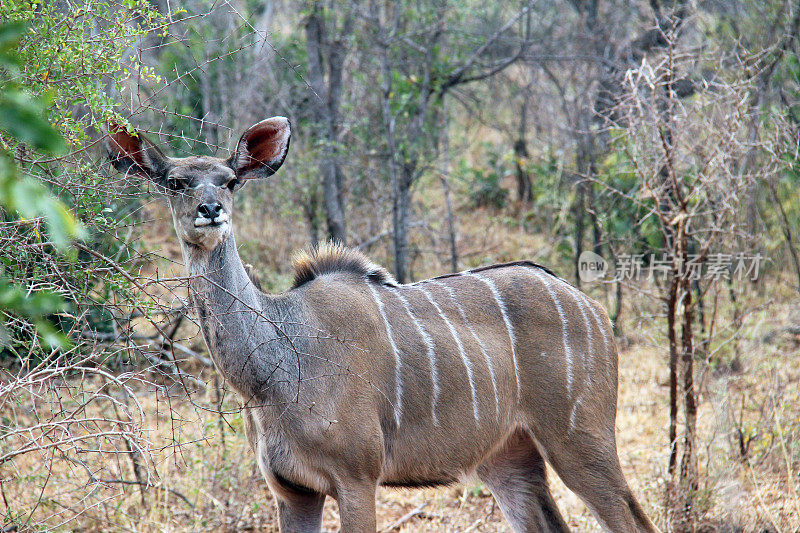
[578,251,608,283]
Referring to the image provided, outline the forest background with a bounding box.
[1,0,799,531]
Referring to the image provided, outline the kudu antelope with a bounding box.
[107,117,658,533]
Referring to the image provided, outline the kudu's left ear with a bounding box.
[106,125,171,183]
[227,117,291,183]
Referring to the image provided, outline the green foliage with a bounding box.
[1,0,160,145]
[0,21,85,350]
[773,53,800,253]
[0,3,162,362]
[526,156,562,203]
[0,279,66,349]
[594,134,666,255]
[376,3,508,171]
[458,145,509,209]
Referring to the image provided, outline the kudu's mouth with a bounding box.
[194,212,230,228]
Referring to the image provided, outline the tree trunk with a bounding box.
[769,180,800,292]
[693,279,708,359]
[441,98,458,272]
[304,5,350,244]
[573,180,586,287]
[573,123,594,287]
[394,168,413,283]
[322,155,346,243]
[441,174,458,273]
[513,95,532,203]
[377,15,415,283]
[587,169,602,256]
[305,188,320,248]
[677,226,698,528]
[667,273,679,481]
[611,278,623,336]
[378,28,404,282]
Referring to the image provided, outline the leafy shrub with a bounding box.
[0,2,162,364]
[459,145,509,209]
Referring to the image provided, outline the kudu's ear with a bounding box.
[227,117,291,183]
[106,125,171,182]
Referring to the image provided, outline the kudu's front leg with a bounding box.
[275,489,326,533]
[334,479,378,533]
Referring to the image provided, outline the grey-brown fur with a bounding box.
[292,243,397,288]
[107,117,659,533]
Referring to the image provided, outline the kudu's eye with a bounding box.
[225,177,239,191]
[166,177,187,191]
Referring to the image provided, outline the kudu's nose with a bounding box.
[197,202,223,220]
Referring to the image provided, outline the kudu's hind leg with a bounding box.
[535,430,658,533]
[476,429,569,533]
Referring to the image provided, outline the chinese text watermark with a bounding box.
[578,251,765,283]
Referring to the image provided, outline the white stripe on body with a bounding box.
[569,396,583,434]
[562,284,594,432]
[368,283,403,425]
[433,281,501,417]
[415,285,481,423]
[576,293,607,379]
[537,271,615,432]
[583,295,614,383]
[390,288,441,426]
[563,282,594,377]
[555,278,614,384]
[464,272,521,400]
[530,268,575,394]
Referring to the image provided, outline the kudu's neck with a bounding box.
[180,231,283,399]
[181,232,259,308]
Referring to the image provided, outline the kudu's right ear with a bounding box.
[227,117,291,184]
[106,126,171,182]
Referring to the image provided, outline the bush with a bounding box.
[0,1,162,363]
[459,146,509,209]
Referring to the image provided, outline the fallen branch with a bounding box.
[381,503,427,532]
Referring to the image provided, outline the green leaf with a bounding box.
[0,278,69,349]
[0,89,66,154]
[42,197,87,248]
[0,22,26,71]
[1,172,85,249]
[0,281,64,316]
[0,23,27,48]
[33,319,69,349]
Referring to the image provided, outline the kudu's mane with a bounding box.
[290,242,569,290]
[292,243,398,288]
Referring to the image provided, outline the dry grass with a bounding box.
[2,197,799,531]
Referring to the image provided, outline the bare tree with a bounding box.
[609,27,782,527]
[305,1,354,244]
[370,1,533,282]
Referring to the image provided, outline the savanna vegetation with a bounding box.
[1,0,799,531]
